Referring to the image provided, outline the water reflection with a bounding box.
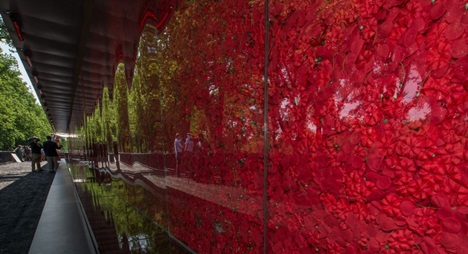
[72,139,264,253]
[70,163,191,254]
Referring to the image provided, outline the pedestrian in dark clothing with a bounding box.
[30,138,43,172]
[43,136,62,173]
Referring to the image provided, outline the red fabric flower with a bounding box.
[381,194,401,217]
[81,1,468,253]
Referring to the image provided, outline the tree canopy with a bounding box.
[0,47,52,150]
[0,16,14,48]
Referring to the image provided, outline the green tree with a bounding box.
[0,16,14,48]
[128,70,146,152]
[114,63,131,152]
[0,48,52,150]
[133,25,167,152]
[101,86,116,149]
[92,102,103,142]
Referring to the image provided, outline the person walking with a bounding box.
[43,135,62,173]
[184,133,194,154]
[24,145,31,161]
[183,133,195,176]
[30,137,43,172]
[54,135,62,166]
[174,133,183,176]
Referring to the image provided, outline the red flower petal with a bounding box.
[400,201,417,216]
[457,186,468,206]
[376,176,392,190]
[406,216,419,231]
[368,201,382,216]
[456,206,468,215]
[450,38,468,58]
[437,207,454,219]
[453,56,468,82]
[393,217,407,227]
[368,237,380,252]
[459,245,468,254]
[432,64,450,78]
[445,2,464,23]
[412,17,427,32]
[440,232,460,252]
[422,236,447,253]
[382,168,395,178]
[376,214,399,231]
[368,189,386,201]
[444,21,464,40]
[430,3,447,20]
[366,224,379,237]
[431,192,450,208]
[442,217,461,233]
[378,10,398,38]
[463,11,468,24]
[375,230,389,243]
[376,44,390,60]
[430,101,448,125]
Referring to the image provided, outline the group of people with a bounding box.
[174,132,206,176]
[24,135,62,173]
[13,144,31,162]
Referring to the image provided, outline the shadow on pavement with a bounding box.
[0,164,55,254]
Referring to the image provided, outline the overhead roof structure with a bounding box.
[0,0,176,134]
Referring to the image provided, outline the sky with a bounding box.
[0,41,40,104]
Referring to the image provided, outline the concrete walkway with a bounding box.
[29,161,97,254]
[0,161,97,254]
[0,162,54,254]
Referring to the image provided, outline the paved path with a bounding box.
[0,162,35,190]
[0,162,55,254]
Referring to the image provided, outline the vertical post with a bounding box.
[81,73,89,163]
[263,0,270,253]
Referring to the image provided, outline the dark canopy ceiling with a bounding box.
[0,0,177,134]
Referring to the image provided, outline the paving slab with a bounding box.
[0,162,54,254]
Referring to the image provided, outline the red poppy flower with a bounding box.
[376,213,399,231]
[450,38,468,58]
[432,192,450,208]
[381,194,401,217]
[457,186,468,206]
[440,232,460,252]
[400,200,417,216]
[430,2,447,20]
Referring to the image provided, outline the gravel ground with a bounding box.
[0,162,55,254]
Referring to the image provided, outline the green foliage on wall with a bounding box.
[101,86,116,149]
[114,63,131,152]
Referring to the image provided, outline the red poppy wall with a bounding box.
[72,0,468,253]
[267,0,467,253]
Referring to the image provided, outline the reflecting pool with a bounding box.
[70,162,192,254]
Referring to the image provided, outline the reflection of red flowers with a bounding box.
[139,0,468,253]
